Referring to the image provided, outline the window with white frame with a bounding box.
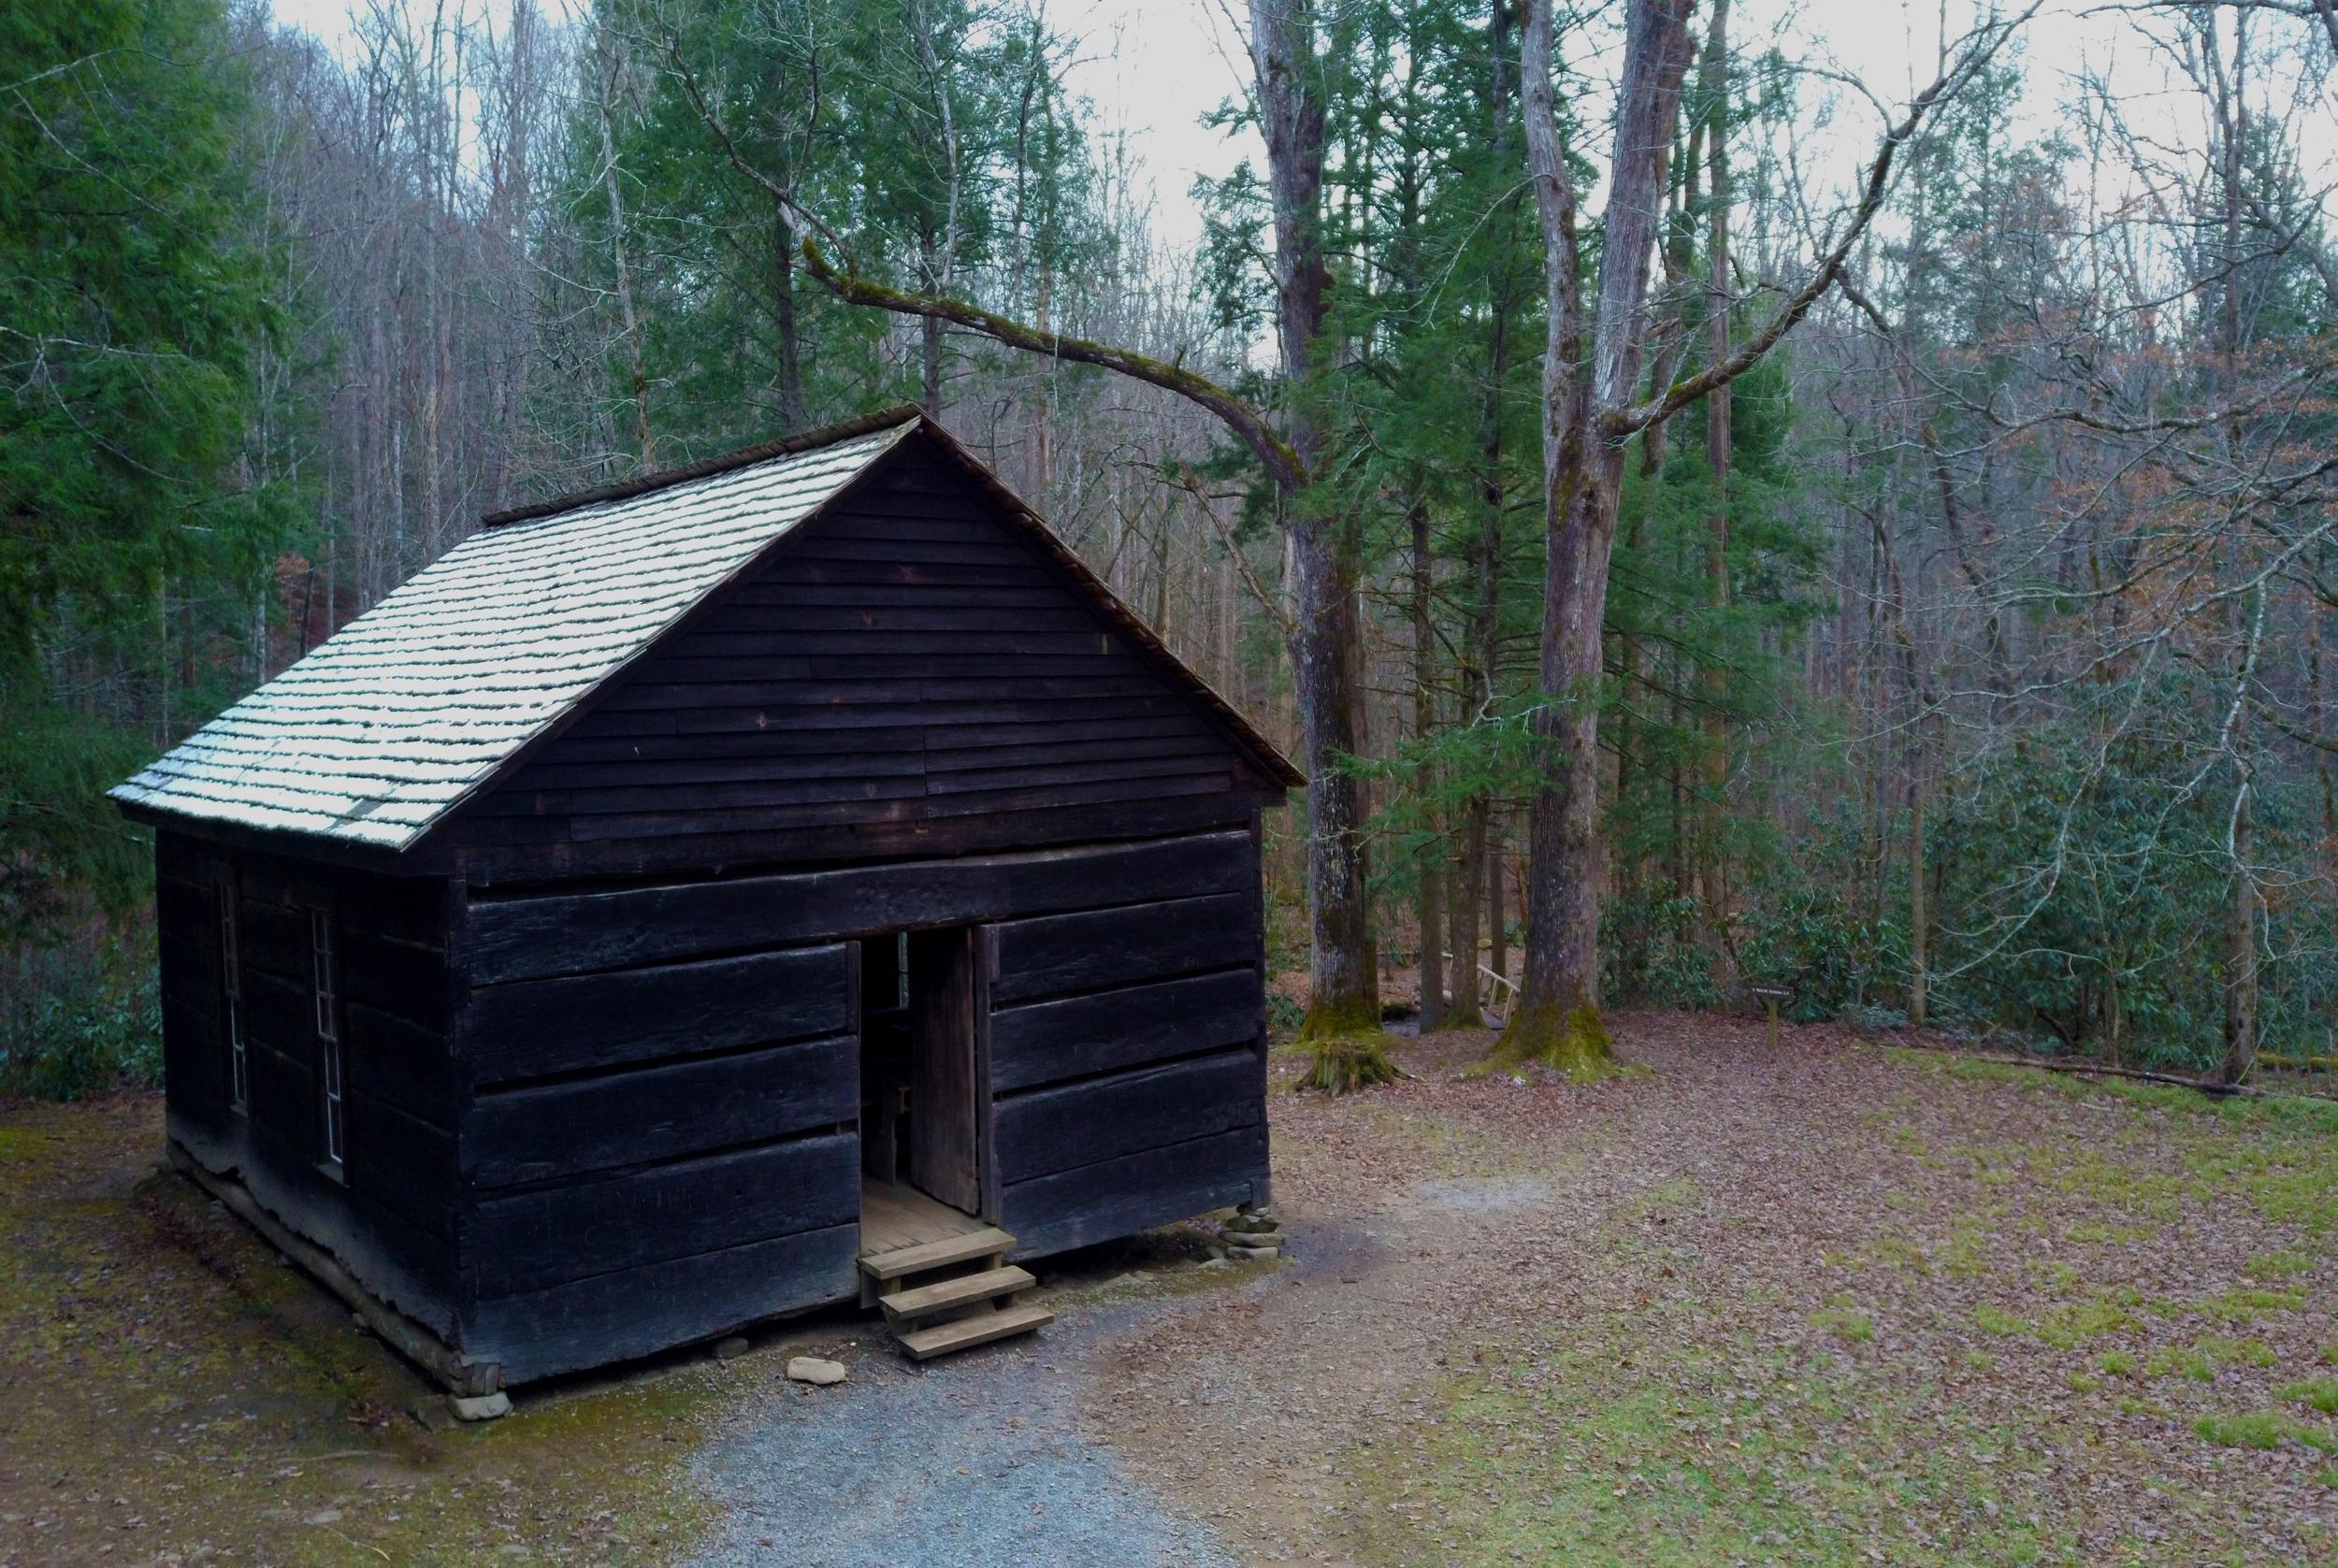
[219,885,248,1114]
[311,909,345,1172]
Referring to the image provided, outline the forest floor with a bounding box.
[4,1014,2335,1566]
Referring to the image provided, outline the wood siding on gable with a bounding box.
[455,443,1264,860]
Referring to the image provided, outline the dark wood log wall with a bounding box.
[986,830,1271,1257]
[451,825,1270,1380]
[154,829,462,1339]
[452,934,862,1385]
[453,439,1273,883]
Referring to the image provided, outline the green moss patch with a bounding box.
[0,1096,724,1564]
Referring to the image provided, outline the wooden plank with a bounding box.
[341,928,451,1031]
[858,1226,1016,1280]
[461,830,1254,983]
[469,774,928,819]
[924,754,1229,797]
[905,928,981,1215]
[342,1001,457,1130]
[453,791,1274,890]
[988,969,1264,1092]
[239,967,313,1058]
[1002,1124,1268,1260]
[695,605,1103,635]
[991,1048,1263,1185]
[880,1266,1035,1323]
[156,884,221,1021]
[567,692,1202,739]
[235,899,309,983]
[461,942,850,1085]
[599,677,929,712]
[469,1130,859,1297]
[511,752,930,792]
[155,827,229,887]
[344,1091,459,1241]
[896,1302,1053,1359]
[787,536,1032,566]
[793,514,1000,544]
[664,636,1123,663]
[919,714,1213,750]
[467,1221,861,1386]
[924,735,1222,772]
[465,1033,857,1188]
[913,771,1233,820]
[160,996,228,1126]
[784,558,1055,588]
[728,583,1078,610]
[990,892,1260,1003]
[534,726,935,766]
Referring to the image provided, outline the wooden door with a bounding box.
[905,927,981,1214]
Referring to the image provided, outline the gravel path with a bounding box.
[686,1296,1246,1568]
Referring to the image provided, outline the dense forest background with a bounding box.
[7,0,2336,1095]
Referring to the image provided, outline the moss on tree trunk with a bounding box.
[1295,994,1396,1093]
[1489,1000,1618,1082]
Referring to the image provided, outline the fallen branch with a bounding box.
[1890,1037,2264,1099]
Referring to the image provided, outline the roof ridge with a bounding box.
[479,405,925,529]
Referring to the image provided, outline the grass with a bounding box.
[2144,1336,2278,1381]
[1356,1331,2083,1567]
[2193,1410,2338,1454]
[2279,1377,2338,1416]
[1811,1296,1875,1343]
[1343,1045,2338,1567]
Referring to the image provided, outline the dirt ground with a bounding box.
[5,1014,2335,1566]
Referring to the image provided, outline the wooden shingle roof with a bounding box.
[111,415,920,849]
[114,410,1300,854]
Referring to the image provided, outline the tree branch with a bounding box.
[662,35,850,260]
[1603,1,2040,439]
[800,238,1309,492]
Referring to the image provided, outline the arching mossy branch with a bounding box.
[800,239,1307,493]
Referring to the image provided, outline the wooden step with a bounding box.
[880,1265,1035,1325]
[896,1301,1055,1360]
[858,1227,1016,1282]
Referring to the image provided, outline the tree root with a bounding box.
[1296,1033,1399,1094]
[1486,1000,1624,1083]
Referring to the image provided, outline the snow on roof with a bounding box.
[111,415,920,851]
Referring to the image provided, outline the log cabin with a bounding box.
[110,409,1296,1394]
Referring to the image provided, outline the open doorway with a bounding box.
[858,927,986,1253]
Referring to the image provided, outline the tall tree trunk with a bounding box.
[595,27,654,470]
[774,207,806,428]
[919,226,946,413]
[1908,765,1927,1028]
[1488,825,1508,1000]
[1447,0,1514,1031]
[1698,0,1734,979]
[2225,770,2258,1083]
[1252,0,1387,1083]
[1411,493,1446,1029]
[1499,0,1695,1073]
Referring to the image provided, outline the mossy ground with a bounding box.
[0,1096,729,1564]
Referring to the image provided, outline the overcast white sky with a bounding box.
[256,0,2258,257]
